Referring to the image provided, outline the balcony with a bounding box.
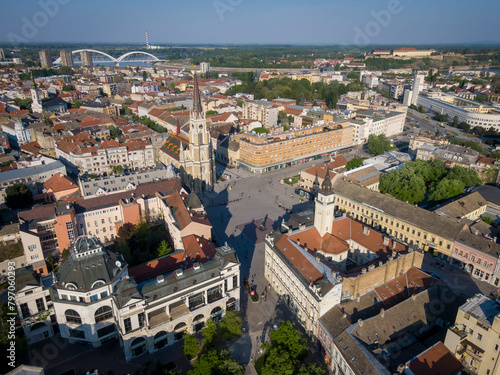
[448,325,468,340]
[207,291,223,304]
[21,307,53,326]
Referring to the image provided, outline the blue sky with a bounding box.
[1,0,499,45]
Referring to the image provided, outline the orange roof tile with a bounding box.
[274,234,324,284]
[43,173,78,193]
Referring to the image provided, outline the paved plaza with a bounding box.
[20,157,500,375]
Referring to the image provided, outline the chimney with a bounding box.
[380,308,385,318]
[297,239,300,246]
[358,318,363,328]
[316,256,320,263]
[176,118,180,135]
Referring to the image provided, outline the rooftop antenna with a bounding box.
[145,31,149,49]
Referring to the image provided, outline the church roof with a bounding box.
[160,133,189,161]
[192,72,203,116]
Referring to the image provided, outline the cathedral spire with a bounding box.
[321,164,332,194]
[192,72,202,117]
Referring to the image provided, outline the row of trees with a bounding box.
[379,160,482,205]
[225,76,363,109]
[130,114,167,133]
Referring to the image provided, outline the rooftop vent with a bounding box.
[175,269,183,277]
[193,262,201,270]
[157,275,164,283]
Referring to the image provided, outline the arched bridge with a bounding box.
[53,49,162,65]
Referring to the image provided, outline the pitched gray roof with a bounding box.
[184,192,202,210]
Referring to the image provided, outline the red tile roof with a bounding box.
[43,173,78,193]
[274,234,324,284]
[406,342,463,375]
[289,228,349,255]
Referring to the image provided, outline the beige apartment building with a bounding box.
[445,294,500,375]
[56,135,154,175]
[242,100,278,128]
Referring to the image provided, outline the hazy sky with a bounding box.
[1,0,499,45]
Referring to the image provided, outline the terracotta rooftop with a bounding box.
[406,342,463,375]
[274,234,324,284]
[43,173,78,193]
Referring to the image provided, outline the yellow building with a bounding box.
[333,178,464,259]
[238,120,354,173]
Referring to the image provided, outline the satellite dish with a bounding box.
[115,261,122,268]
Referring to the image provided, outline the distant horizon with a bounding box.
[1,0,499,46]
[2,42,500,48]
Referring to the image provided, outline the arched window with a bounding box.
[193,314,204,322]
[65,309,82,324]
[154,330,167,340]
[94,306,113,323]
[30,322,47,332]
[210,306,222,315]
[174,322,186,331]
[131,337,145,347]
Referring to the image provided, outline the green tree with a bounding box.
[73,100,82,109]
[188,350,244,375]
[206,110,218,115]
[0,301,27,373]
[297,363,327,375]
[14,98,32,110]
[183,333,200,360]
[123,106,132,115]
[142,71,148,81]
[157,240,172,257]
[62,84,75,91]
[346,158,364,170]
[236,100,243,107]
[278,110,288,124]
[262,348,295,375]
[45,254,56,270]
[109,125,122,139]
[453,116,459,127]
[117,222,135,240]
[428,160,447,181]
[170,83,176,91]
[219,310,242,338]
[5,183,33,209]
[201,318,217,348]
[61,248,69,260]
[367,134,391,156]
[446,166,482,188]
[269,321,307,361]
[347,71,358,80]
[429,179,465,203]
[379,168,426,204]
[110,165,124,174]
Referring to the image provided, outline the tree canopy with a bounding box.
[108,125,122,139]
[188,349,244,375]
[346,157,365,171]
[367,134,391,156]
[5,183,33,209]
[379,166,426,205]
[380,160,482,205]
